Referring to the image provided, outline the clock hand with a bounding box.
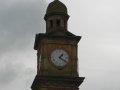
[59,54,63,59]
[59,54,67,63]
[59,56,67,63]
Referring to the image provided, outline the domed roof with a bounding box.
[46,0,67,14]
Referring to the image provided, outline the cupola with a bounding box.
[44,0,69,33]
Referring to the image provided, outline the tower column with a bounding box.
[31,0,85,90]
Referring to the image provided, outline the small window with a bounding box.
[56,19,60,26]
[50,20,53,28]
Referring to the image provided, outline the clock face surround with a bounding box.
[51,49,69,67]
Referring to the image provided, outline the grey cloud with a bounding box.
[0,0,46,90]
[0,62,20,85]
[0,60,35,90]
[0,0,46,56]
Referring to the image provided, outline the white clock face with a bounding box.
[51,49,69,67]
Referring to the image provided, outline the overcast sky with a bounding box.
[0,0,120,90]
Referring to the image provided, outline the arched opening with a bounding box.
[56,19,61,27]
[50,20,53,28]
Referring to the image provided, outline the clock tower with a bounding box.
[31,0,85,90]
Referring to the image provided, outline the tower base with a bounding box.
[31,75,85,90]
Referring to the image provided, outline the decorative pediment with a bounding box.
[34,30,81,50]
[46,29,76,37]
